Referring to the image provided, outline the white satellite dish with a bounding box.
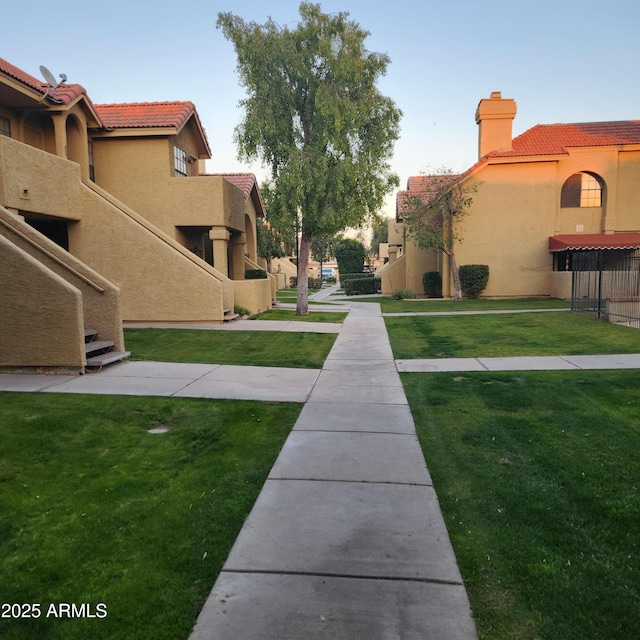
[39,65,60,88]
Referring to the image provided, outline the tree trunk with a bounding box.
[447,248,462,301]
[296,230,311,316]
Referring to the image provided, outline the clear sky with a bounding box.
[4,0,640,217]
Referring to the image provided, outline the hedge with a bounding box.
[343,277,381,296]
[245,268,268,280]
[290,276,322,290]
[422,271,442,298]
[459,264,489,298]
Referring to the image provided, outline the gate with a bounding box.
[572,250,640,327]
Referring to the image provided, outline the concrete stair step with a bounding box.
[84,329,98,343]
[85,340,114,356]
[86,351,131,368]
[223,308,240,322]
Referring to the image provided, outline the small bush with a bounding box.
[234,305,251,317]
[422,271,442,298]
[459,264,489,298]
[245,268,268,280]
[392,288,417,300]
[290,276,322,290]
[344,277,381,296]
[324,276,337,284]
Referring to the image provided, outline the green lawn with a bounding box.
[0,393,301,640]
[250,309,347,323]
[386,311,640,358]
[124,328,335,368]
[401,370,640,639]
[360,297,570,313]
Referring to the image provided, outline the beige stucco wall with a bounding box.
[403,146,640,299]
[72,182,232,322]
[93,138,247,235]
[232,278,272,315]
[0,136,80,218]
[0,234,85,372]
[0,206,124,354]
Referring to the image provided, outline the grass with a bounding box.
[386,311,640,358]
[249,309,347,323]
[124,328,335,368]
[0,392,301,640]
[401,370,640,639]
[359,297,570,313]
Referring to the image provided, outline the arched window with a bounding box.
[561,172,604,208]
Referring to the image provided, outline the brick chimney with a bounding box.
[475,91,517,159]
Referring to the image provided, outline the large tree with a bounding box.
[217,3,401,315]
[400,170,479,301]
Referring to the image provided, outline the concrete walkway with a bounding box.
[188,301,478,640]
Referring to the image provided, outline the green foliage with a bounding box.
[244,268,268,280]
[422,271,442,297]
[233,305,251,316]
[391,287,417,300]
[290,276,322,290]
[339,272,373,283]
[459,264,489,298]
[256,221,287,260]
[343,277,380,296]
[335,238,366,275]
[217,3,401,313]
[311,235,337,264]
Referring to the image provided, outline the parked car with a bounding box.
[321,268,336,280]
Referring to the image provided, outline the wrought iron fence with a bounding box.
[572,250,640,327]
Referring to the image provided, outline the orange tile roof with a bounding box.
[0,57,87,105]
[94,101,197,130]
[491,121,640,159]
[397,173,461,218]
[212,173,258,199]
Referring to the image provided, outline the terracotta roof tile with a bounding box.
[397,173,461,217]
[214,173,258,200]
[0,57,87,105]
[491,121,640,159]
[94,101,197,130]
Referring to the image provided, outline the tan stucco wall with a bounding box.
[232,278,272,315]
[72,183,231,322]
[93,139,246,234]
[0,206,124,354]
[402,145,640,299]
[0,136,80,218]
[0,234,85,371]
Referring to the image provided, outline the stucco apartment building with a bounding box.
[0,57,272,373]
[381,92,640,300]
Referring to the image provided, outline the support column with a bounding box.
[209,228,230,277]
[388,245,399,265]
[51,113,67,159]
[230,232,247,280]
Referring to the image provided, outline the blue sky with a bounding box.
[4,1,640,216]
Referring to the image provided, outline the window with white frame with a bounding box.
[174,145,187,177]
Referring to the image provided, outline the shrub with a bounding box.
[459,264,489,298]
[234,305,251,316]
[335,239,366,275]
[392,287,417,300]
[422,271,442,298]
[340,272,373,284]
[344,277,380,296]
[290,276,322,290]
[245,268,268,280]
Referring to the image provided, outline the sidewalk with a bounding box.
[188,301,478,640]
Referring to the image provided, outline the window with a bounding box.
[174,145,187,177]
[88,140,95,182]
[0,116,11,137]
[561,172,603,208]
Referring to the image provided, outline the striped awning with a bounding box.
[548,233,640,252]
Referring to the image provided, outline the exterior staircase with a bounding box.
[223,308,240,322]
[84,329,130,370]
